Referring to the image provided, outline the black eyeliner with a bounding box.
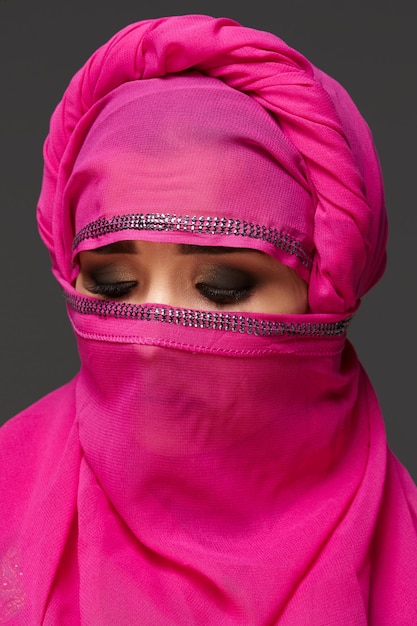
[195,264,257,305]
[85,278,138,299]
[196,283,253,304]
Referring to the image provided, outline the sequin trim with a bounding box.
[65,294,350,337]
[72,213,313,269]
[0,549,25,621]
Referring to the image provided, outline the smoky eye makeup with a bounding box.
[195,265,257,305]
[81,264,138,299]
[86,279,138,299]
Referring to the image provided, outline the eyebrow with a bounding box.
[90,242,261,255]
[178,244,257,255]
[90,241,137,254]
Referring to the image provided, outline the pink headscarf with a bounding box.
[1,14,416,625]
[38,15,387,314]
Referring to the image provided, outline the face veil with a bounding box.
[1,14,416,626]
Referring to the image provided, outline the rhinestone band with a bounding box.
[66,293,350,337]
[73,213,313,269]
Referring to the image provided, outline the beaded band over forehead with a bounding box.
[72,212,314,271]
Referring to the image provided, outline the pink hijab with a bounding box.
[1,14,416,624]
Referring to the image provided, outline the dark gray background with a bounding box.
[1,1,415,479]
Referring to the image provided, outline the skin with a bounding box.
[75,240,309,314]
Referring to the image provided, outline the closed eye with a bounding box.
[195,264,256,305]
[85,279,138,299]
[196,283,253,305]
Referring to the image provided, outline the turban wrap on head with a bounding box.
[2,14,417,626]
[38,13,387,314]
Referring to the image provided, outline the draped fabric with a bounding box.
[1,14,416,625]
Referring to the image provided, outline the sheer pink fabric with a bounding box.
[1,14,417,625]
[66,74,316,285]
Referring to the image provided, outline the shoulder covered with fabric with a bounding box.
[0,380,80,622]
[38,13,387,315]
[0,380,78,531]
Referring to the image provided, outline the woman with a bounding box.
[1,14,416,625]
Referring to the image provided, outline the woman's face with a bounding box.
[75,240,308,314]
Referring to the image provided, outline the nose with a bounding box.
[143,273,183,308]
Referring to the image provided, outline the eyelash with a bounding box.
[86,279,254,305]
[86,280,138,299]
[196,283,253,305]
